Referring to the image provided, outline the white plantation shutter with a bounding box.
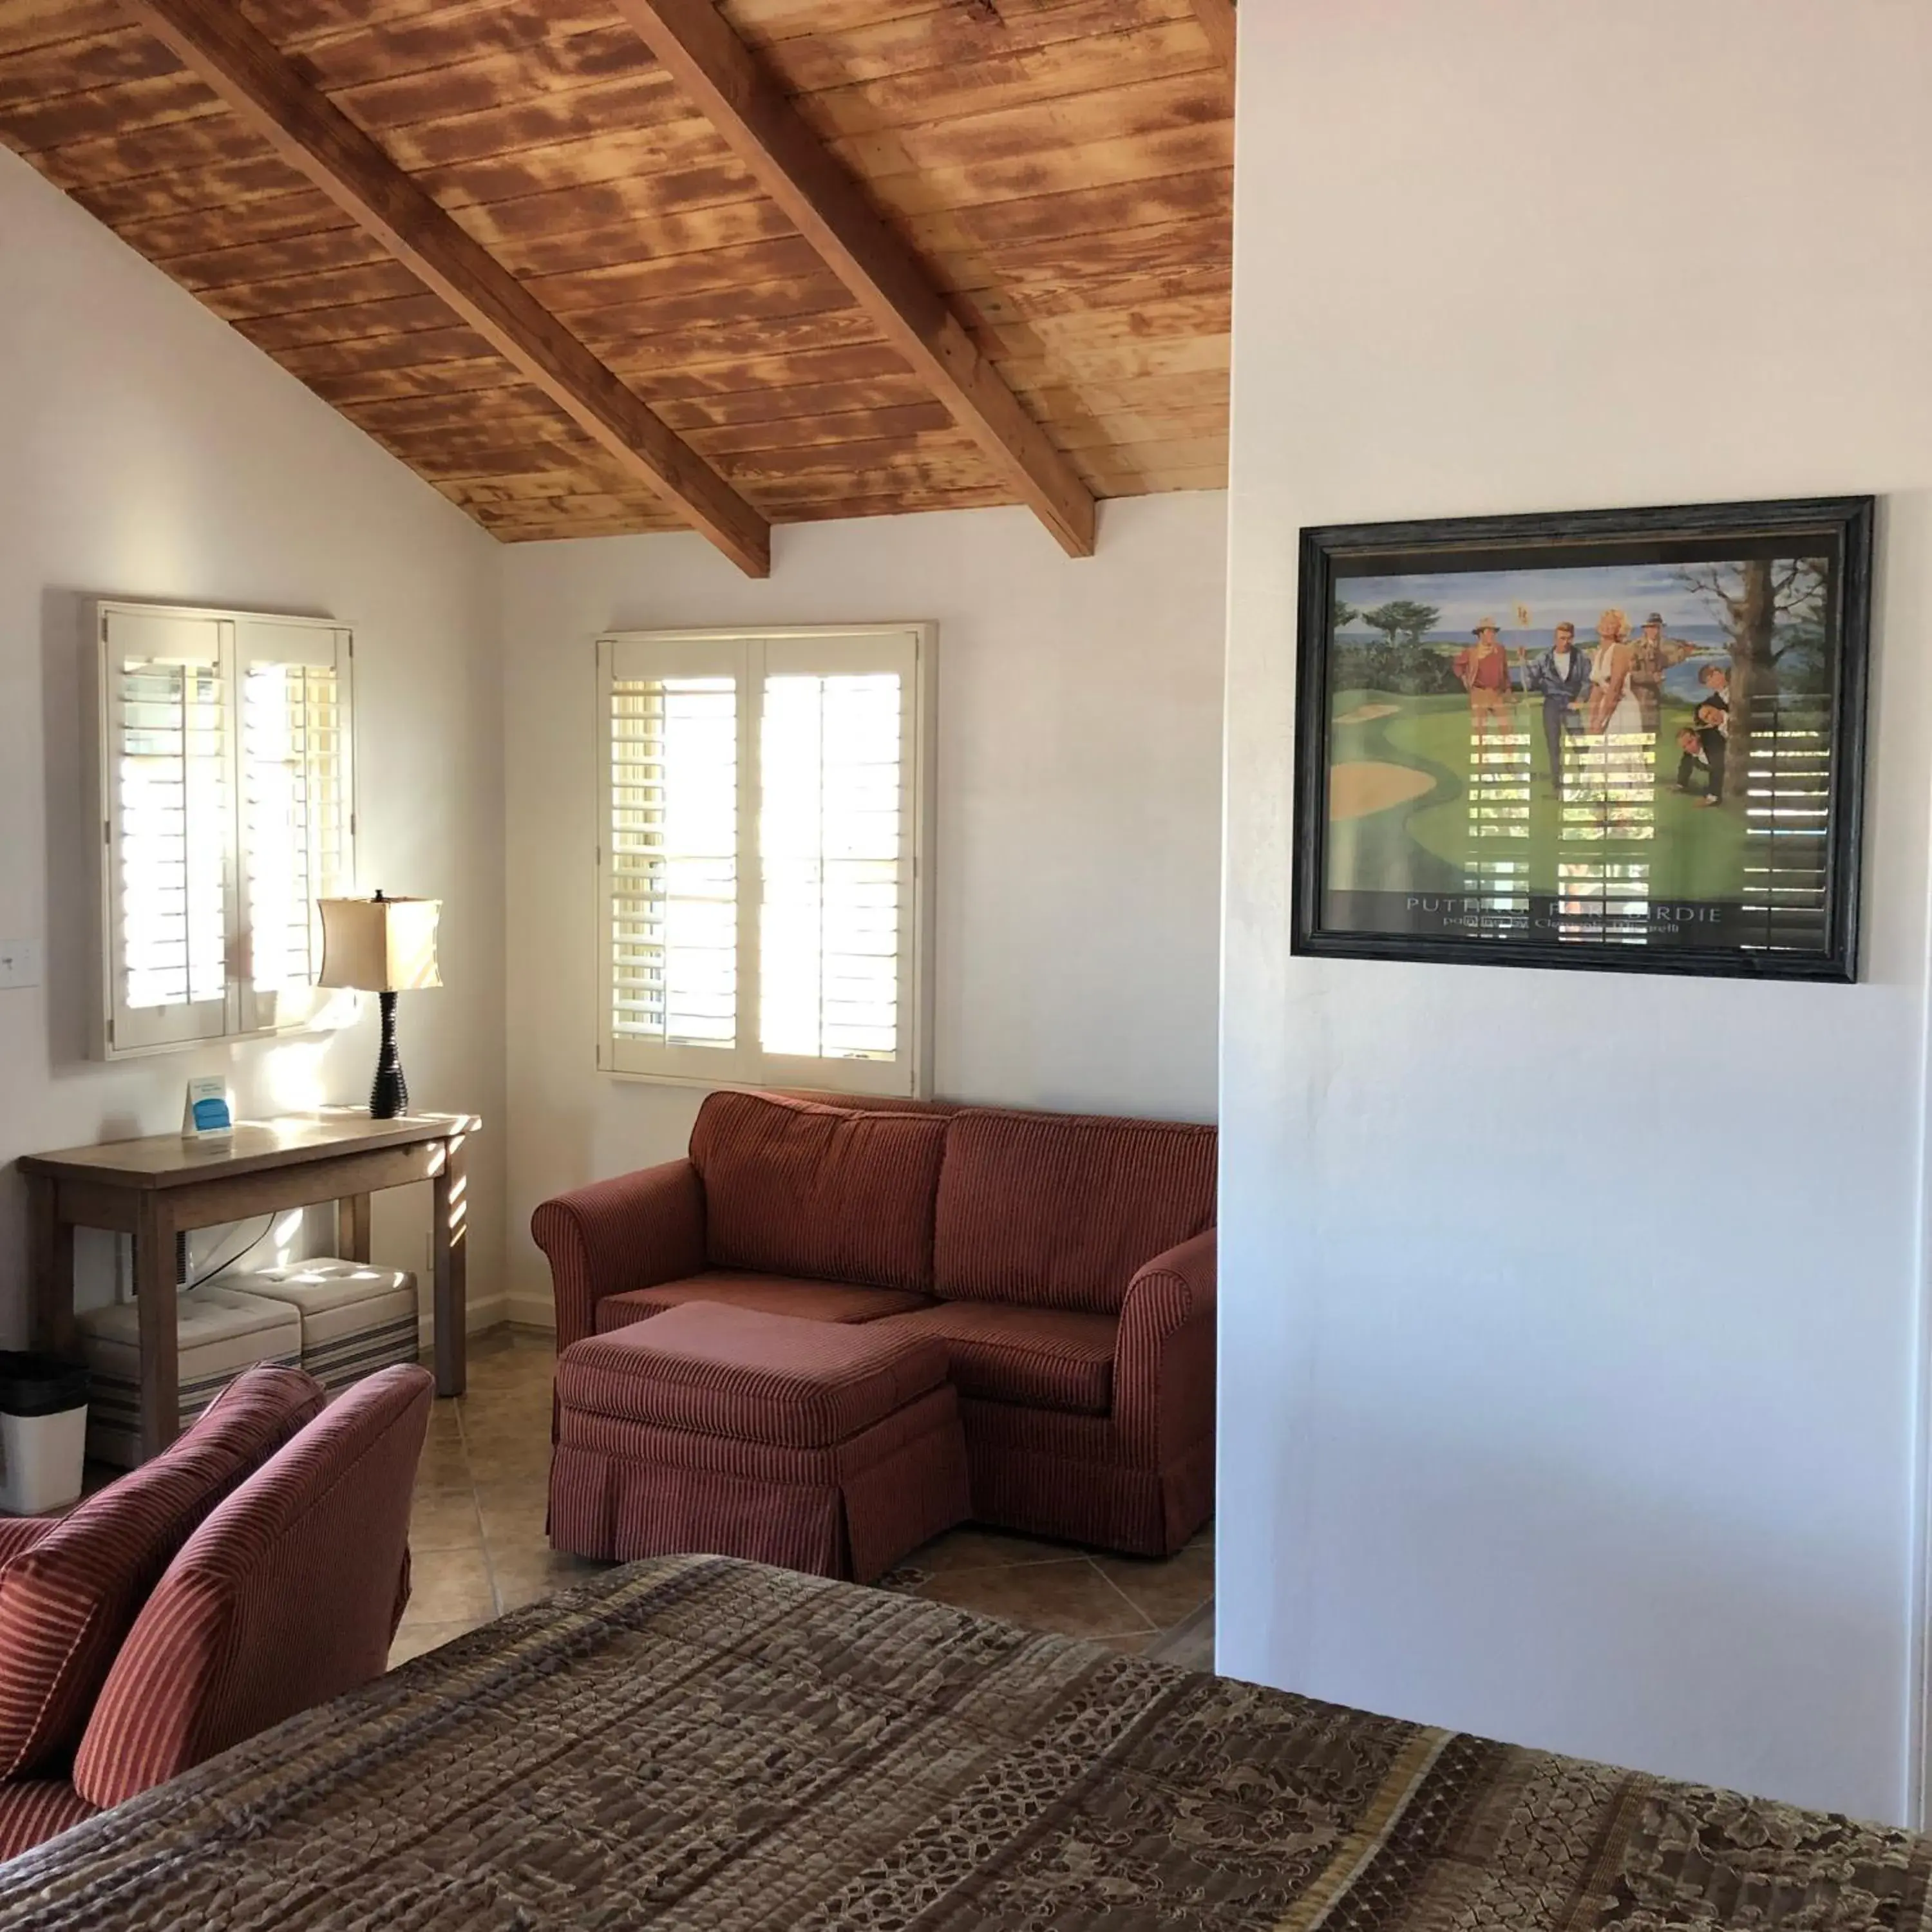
[104,610,234,1053]
[601,638,742,1080]
[598,627,931,1095]
[237,620,354,1034]
[95,603,356,1059]
[757,636,917,1092]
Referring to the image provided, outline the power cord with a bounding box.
[178,1215,279,1295]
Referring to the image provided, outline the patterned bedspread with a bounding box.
[0,1554,1925,1929]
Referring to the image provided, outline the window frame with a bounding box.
[594,622,936,1099]
[90,600,357,1062]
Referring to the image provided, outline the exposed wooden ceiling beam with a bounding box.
[1191,0,1236,77]
[607,0,1097,560]
[117,0,772,575]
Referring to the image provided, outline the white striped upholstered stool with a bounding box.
[219,1260,421,1396]
[77,1287,302,1466]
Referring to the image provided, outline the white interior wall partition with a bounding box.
[1217,0,1932,1826]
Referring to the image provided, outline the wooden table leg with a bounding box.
[339,1193,373,1264]
[134,1194,180,1462]
[431,1133,467,1397]
[26,1175,76,1356]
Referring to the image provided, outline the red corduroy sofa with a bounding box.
[533,1090,1217,1558]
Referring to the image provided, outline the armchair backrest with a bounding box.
[73,1364,433,1808]
[0,1363,323,1781]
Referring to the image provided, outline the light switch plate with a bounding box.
[0,940,43,989]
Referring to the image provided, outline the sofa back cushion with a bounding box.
[690,1091,949,1294]
[933,1110,1217,1313]
[0,1363,323,1781]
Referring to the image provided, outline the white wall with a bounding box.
[500,493,1226,1320]
[0,149,509,1332]
[1218,1,1932,1823]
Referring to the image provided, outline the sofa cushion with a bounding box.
[933,1110,1217,1313]
[557,1303,950,1450]
[596,1271,934,1332]
[0,1519,57,1566]
[883,1302,1116,1415]
[0,1363,323,1781]
[0,1778,95,1861]
[690,1090,948,1294]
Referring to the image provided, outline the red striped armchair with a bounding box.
[0,1365,323,1861]
[0,1363,431,1862]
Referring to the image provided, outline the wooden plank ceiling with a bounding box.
[0,0,1233,558]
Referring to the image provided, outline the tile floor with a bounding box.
[392,1326,1215,1672]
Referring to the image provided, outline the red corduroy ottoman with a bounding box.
[549,1302,969,1584]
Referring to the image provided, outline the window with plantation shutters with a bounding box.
[94,603,355,1059]
[597,626,933,1096]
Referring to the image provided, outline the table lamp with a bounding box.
[316,891,442,1119]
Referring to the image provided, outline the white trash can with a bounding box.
[0,1353,90,1516]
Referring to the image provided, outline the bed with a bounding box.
[0,1554,1922,1929]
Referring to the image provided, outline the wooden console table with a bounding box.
[19,1112,479,1461]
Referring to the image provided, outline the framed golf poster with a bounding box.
[1292,497,1873,980]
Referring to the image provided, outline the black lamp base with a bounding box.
[370,989,409,1120]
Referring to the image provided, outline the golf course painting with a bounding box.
[1293,500,1873,981]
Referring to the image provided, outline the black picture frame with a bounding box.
[1292,495,1874,981]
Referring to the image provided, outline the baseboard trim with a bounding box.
[506,1291,556,1331]
[417,1293,509,1343]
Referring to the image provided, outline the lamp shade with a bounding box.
[316,896,442,992]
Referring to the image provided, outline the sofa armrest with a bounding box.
[1113,1228,1216,1468]
[531,1159,706,1351]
